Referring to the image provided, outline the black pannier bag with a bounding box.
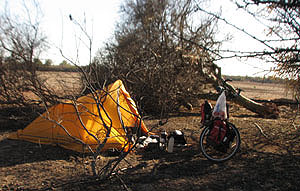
[167,130,187,146]
[201,100,212,124]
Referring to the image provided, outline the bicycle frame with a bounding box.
[199,79,241,162]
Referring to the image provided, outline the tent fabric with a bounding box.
[9,80,148,153]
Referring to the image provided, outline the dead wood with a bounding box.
[206,63,280,119]
[252,98,298,106]
[230,83,280,119]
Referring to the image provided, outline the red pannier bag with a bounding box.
[208,120,227,145]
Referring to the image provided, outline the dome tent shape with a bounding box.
[9,80,148,153]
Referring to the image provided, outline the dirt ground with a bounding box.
[1,81,300,191]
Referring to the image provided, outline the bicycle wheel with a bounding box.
[199,122,240,162]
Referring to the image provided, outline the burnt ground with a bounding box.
[1,84,300,191]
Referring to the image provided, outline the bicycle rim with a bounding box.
[199,123,240,162]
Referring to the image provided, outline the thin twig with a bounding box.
[289,99,299,130]
[254,122,270,139]
[115,173,133,191]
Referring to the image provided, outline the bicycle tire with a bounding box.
[199,122,240,162]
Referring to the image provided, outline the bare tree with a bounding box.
[0,0,146,183]
[93,0,220,116]
[234,0,300,98]
[91,0,280,118]
[196,0,300,99]
[53,14,146,179]
[0,0,63,127]
[0,0,47,70]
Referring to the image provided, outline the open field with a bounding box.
[231,80,294,100]
[1,78,300,191]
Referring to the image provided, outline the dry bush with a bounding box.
[90,0,219,116]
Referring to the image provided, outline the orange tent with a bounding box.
[9,80,148,152]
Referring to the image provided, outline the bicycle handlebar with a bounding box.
[224,79,233,83]
[218,78,242,97]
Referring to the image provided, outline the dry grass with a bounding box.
[38,71,82,95]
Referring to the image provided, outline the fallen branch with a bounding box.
[203,63,280,119]
[252,98,298,106]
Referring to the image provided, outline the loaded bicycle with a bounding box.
[199,79,241,162]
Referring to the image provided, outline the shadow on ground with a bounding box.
[108,146,300,191]
[52,145,300,191]
[0,139,81,167]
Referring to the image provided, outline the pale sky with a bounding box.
[0,0,274,77]
[209,0,275,77]
[40,0,121,65]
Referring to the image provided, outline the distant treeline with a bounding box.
[223,75,286,84]
[35,66,286,84]
[37,65,79,72]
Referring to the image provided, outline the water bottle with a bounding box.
[167,136,174,153]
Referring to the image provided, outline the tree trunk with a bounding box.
[204,63,279,119]
[227,82,280,119]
